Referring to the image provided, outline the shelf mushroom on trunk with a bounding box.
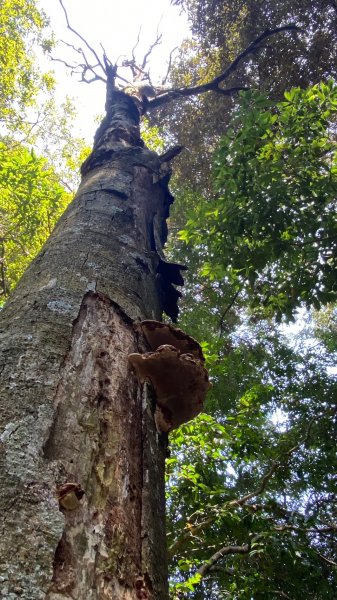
[128,320,210,432]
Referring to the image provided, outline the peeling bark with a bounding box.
[0,89,175,599]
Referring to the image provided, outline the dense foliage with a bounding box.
[180,82,337,320]
[0,0,53,130]
[0,143,70,299]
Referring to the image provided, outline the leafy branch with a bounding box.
[168,416,316,561]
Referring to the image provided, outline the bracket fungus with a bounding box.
[135,320,205,361]
[128,321,210,432]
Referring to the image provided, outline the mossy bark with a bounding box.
[0,89,179,599]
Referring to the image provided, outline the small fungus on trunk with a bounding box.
[129,321,210,432]
[57,482,85,511]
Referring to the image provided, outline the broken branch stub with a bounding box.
[129,322,210,432]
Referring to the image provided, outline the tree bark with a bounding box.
[0,90,180,599]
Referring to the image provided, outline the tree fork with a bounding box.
[0,89,180,599]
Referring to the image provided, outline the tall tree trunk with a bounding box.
[0,89,181,599]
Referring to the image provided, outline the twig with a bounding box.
[218,290,240,337]
[131,26,142,63]
[271,591,293,599]
[60,39,83,53]
[141,29,163,70]
[100,43,109,60]
[49,56,80,70]
[162,46,178,85]
[315,551,337,567]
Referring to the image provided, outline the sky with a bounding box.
[38,0,189,143]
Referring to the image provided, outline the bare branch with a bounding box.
[148,25,301,110]
[122,59,144,82]
[168,515,214,560]
[246,499,337,532]
[197,543,250,578]
[61,40,92,69]
[100,42,108,58]
[53,60,105,83]
[230,462,279,508]
[211,25,300,87]
[58,0,106,76]
[81,71,106,84]
[159,145,184,163]
[115,72,132,85]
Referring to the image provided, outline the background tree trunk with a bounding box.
[0,90,178,599]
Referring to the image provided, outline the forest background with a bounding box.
[1,0,336,598]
